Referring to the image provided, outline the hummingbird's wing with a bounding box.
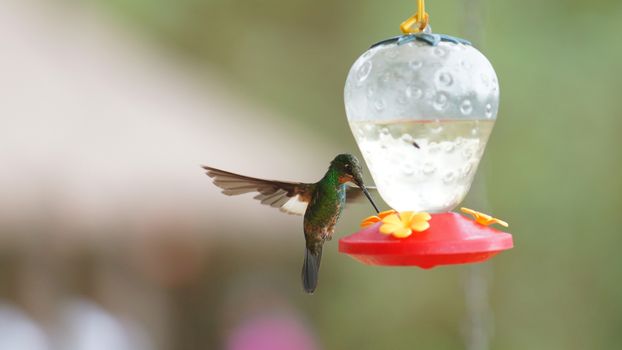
[203,166,314,215]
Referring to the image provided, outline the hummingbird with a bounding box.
[203,154,379,293]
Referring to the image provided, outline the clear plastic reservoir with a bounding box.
[345,38,499,212]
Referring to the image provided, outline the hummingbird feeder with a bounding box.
[339,1,513,268]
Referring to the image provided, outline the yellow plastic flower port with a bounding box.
[460,207,508,228]
[379,211,431,238]
[360,209,398,228]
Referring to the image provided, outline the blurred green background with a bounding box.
[1,0,621,349]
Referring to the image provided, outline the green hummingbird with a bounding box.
[203,154,379,293]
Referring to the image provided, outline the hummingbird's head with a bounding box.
[331,154,363,183]
[331,154,379,213]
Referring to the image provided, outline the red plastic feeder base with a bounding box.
[339,212,513,268]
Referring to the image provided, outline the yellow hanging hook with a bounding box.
[400,0,430,34]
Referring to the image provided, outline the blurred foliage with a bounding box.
[82,0,622,349]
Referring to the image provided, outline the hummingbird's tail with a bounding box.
[302,247,322,294]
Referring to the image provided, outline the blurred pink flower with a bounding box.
[226,314,319,350]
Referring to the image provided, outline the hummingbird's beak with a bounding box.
[354,176,379,214]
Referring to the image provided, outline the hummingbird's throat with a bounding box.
[338,175,354,184]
